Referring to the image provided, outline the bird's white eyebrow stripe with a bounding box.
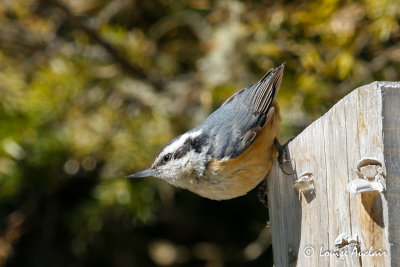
[163,129,203,155]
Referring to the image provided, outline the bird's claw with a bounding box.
[274,138,295,175]
[258,179,268,207]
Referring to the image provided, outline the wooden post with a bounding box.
[267,82,400,266]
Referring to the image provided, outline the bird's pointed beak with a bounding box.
[126,168,159,178]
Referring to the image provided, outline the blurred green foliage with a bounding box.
[0,0,399,266]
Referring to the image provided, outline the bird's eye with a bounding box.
[163,153,172,162]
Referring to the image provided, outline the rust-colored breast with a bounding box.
[191,103,281,200]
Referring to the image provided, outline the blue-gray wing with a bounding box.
[201,64,284,159]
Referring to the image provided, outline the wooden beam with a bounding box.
[267,82,400,266]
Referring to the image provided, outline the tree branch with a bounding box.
[42,0,164,90]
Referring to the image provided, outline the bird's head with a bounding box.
[127,129,210,188]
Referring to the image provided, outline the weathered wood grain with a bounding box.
[382,83,400,264]
[267,82,399,266]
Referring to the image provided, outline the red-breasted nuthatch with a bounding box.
[127,64,284,200]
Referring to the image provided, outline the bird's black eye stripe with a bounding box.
[190,134,207,153]
[163,153,172,162]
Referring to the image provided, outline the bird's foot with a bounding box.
[258,179,268,208]
[274,138,295,175]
